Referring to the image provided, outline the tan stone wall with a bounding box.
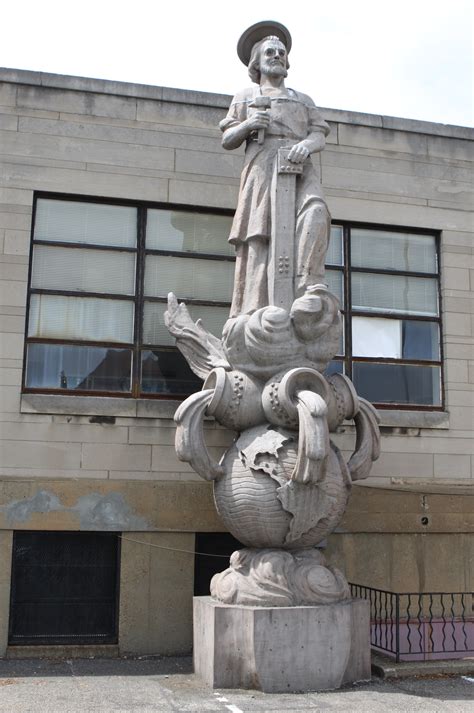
[0,70,472,489]
[326,532,473,593]
[119,532,195,655]
[0,69,472,657]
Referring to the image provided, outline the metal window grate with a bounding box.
[9,531,120,646]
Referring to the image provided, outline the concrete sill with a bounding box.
[343,409,449,431]
[20,393,181,419]
[21,393,450,429]
[6,644,119,659]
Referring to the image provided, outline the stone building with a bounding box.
[0,68,472,657]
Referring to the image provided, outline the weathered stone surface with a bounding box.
[119,532,194,655]
[167,26,380,633]
[211,547,350,607]
[193,596,370,692]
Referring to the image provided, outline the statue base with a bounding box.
[193,596,371,693]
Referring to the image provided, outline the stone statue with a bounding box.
[165,21,380,611]
[220,23,331,316]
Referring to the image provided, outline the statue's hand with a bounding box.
[245,110,270,132]
[288,142,310,163]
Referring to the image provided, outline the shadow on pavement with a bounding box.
[0,655,194,678]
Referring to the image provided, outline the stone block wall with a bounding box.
[0,69,472,654]
[0,69,472,490]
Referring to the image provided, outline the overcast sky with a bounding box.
[3,0,473,127]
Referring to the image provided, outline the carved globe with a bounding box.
[213,424,351,549]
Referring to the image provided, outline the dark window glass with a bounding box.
[25,344,132,392]
[353,362,441,406]
[324,360,344,377]
[194,533,243,596]
[140,349,202,395]
[401,320,440,360]
[9,532,119,645]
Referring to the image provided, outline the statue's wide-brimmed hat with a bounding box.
[237,21,292,66]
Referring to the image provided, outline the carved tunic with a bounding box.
[220,87,331,316]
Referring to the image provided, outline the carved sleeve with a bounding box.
[219,90,250,133]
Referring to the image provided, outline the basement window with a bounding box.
[8,531,120,646]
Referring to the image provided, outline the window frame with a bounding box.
[22,192,235,400]
[22,195,443,410]
[328,220,443,411]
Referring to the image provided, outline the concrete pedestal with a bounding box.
[193,596,370,693]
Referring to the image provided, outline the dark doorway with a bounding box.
[194,532,243,596]
[9,531,120,646]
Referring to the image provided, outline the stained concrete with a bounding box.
[119,532,195,656]
[194,597,370,692]
[3,489,148,530]
[1,480,472,536]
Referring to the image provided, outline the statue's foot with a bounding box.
[210,547,350,607]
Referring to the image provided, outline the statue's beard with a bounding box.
[260,61,288,79]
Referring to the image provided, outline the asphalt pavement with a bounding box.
[0,656,473,713]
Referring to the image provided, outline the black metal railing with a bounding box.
[350,583,473,663]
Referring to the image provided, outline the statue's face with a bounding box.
[259,39,288,78]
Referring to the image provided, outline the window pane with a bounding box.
[351,229,437,273]
[25,344,132,391]
[143,301,229,346]
[141,349,202,395]
[31,245,136,295]
[352,272,438,316]
[324,360,344,377]
[353,317,402,358]
[353,362,441,405]
[34,199,137,247]
[325,269,343,304]
[146,209,234,256]
[28,294,134,343]
[402,320,440,360]
[353,317,440,360]
[326,225,343,266]
[144,255,234,302]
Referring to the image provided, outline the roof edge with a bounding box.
[1,67,472,140]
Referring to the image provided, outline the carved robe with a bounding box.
[220,87,331,317]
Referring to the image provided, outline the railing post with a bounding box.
[395,593,400,663]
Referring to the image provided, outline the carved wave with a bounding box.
[211,547,351,607]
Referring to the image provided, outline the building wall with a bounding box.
[0,69,472,656]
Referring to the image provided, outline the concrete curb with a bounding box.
[372,652,474,679]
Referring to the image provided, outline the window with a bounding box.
[23,196,442,408]
[326,223,442,409]
[23,195,234,398]
[9,531,119,645]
